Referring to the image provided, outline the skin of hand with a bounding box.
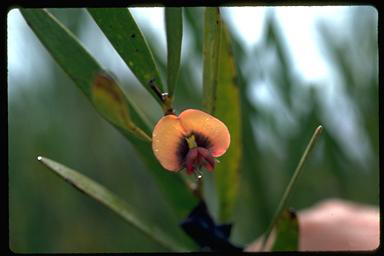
[246,198,380,251]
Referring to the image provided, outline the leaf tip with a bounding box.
[316,125,323,134]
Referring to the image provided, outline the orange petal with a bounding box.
[152,114,186,171]
[179,109,230,157]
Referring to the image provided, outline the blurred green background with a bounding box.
[8,6,378,253]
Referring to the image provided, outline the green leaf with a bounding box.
[20,9,197,220]
[202,7,221,113]
[37,156,188,252]
[201,8,241,223]
[20,9,99,99]
[230,36,272,239]
[271,209,299,251]
[87,8,165,107]
[20,9,151,140]
[211,23,242,223]
[91,72,152,142]
[165,7,183,98]
[261,125,323,250]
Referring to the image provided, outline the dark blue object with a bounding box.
[180,200,243,251]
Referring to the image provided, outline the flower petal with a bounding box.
[152,114,186,171]
[179,109,230,157]
[185,148,198,174]
[197,147,215,171]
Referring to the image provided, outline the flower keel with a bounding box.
[185,147,215,175]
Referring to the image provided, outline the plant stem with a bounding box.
[260,125,323,251]
[180,170,203,200]
[149,78,174,116]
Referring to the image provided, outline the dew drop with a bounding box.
[194,169,203,180]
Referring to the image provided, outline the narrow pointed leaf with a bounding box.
[261,125,323,250]
[212,23,242,223]
[87,8,165,106]
[271,208,299,251]
[91,72,151,141]
[20,9,99,99]
[165,7,183,98]
[20,9,151,140]
[20,9,197,220]
[202,7,221,113]
[37,156,189,252]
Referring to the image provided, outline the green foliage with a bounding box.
[210,22,242,222]
[261,126,323,250]
[270,209,299,251]
[90,72,151,141]
[19,9,100,98]
[88,8,165,106]
[200,8,242,224]
[165,7,183,98]
[37,156,192,252]
[20,9,196,222]
[202,7,221,113]
[9,6,378,253]
[20,9,150,140]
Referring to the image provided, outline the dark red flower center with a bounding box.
[175,132,216,175]
[185,147,215,175]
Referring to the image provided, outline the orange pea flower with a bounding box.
[152,109,230,176]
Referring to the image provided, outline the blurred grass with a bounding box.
[8,6,378,252]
